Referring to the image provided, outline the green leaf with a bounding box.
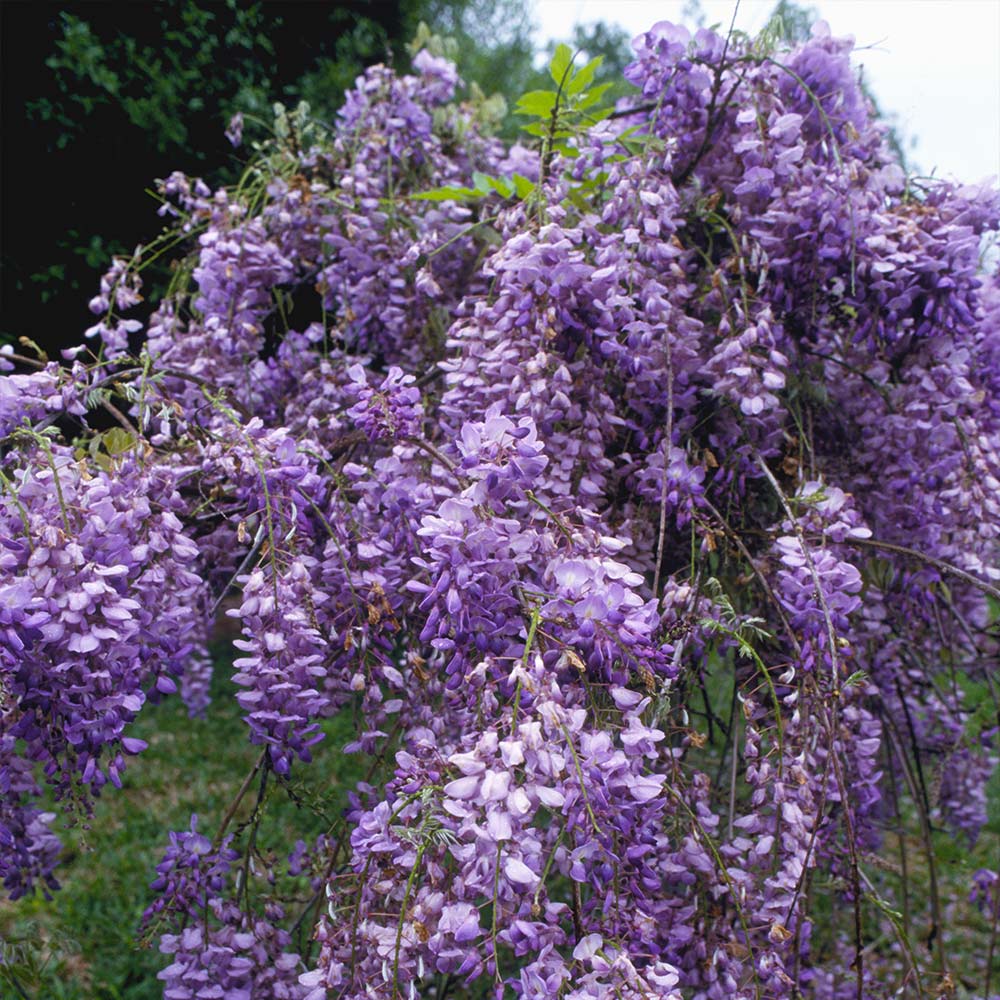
[564,186,590,212]
[472,172,513,198]
[576,82,614,111]
[492,177,514,198]
[549,44,574,87]
[412,185,482,202]
[566,55,604,96]
[102,428,136,456]
[931,829,966,866]
[512,173,536,198]
[478,226,504,248]
[986,593,1000,626]
[515,90,557,118]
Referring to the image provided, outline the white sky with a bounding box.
[532,0,1000,183]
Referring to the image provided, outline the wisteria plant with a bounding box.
[2,17,999,1000]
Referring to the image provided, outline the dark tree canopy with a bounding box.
[0,0,559,358]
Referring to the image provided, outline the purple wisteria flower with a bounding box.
[345,364,422,442]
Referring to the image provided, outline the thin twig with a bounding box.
[214,749,268,846]
[672,0,744,187]
[842,535,1000,603]
[102,398,139,435]
[652,331,674,598]
[210,523,267,618]
[5,352,46,369]
[403,435,463,478]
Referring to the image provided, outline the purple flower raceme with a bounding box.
[345,365,423,442]
[1,439,209,852]
[142,815,239,927]
[230,557,332,775]
[0,363,90,437]
[157,899,308,999]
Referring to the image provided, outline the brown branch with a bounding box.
[214,749,268,846]
[842,535,1000,603]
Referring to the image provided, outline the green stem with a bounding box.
[511,606,540,735]
[38,436,71,534]
[490,841,504,984]
[393,842,427,997]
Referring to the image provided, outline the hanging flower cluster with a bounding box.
[2,19,999,999]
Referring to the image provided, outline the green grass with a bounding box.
[0,650,365,999]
